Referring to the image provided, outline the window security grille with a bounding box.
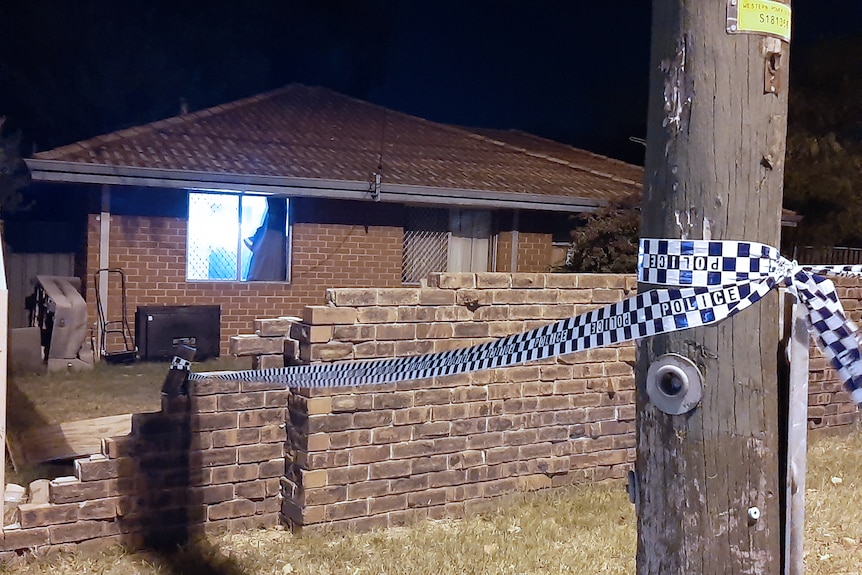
[402,207,449,284]
[187,193,240,280]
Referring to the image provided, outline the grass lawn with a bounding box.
[1,433,860,574]
[7,356,252,429]
[4,356,251,485]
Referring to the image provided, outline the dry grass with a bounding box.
[4,356,251,485]
[8,362,165,431]
[0,483,635,575]
[1,433,860,574]
[7,356,251,430]
[241,484,635,575]
[804,431,862,574]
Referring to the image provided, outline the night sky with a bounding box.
[0,1,860,166]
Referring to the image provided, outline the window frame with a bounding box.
[186,190,291,283]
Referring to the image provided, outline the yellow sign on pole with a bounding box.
[727,0,791,42]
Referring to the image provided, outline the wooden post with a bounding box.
[636,2,791,573]
[0,245,8,531]
[97,184,111,361]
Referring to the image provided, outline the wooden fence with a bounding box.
[794,246,862,266]
[1,247,8,530]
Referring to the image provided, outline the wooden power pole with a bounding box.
[637,1,791,574]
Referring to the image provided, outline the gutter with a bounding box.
[25,159,607,214]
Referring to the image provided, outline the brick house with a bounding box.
[23,85,643,356]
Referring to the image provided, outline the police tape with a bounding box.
[187,239,862,405]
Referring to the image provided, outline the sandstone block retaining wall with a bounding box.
[3,272,859,555]
[232,272,860,530]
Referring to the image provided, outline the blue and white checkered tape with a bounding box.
[187,239,862,406]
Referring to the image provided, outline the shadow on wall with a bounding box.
[129,398,247,575]
[125,397,196,549]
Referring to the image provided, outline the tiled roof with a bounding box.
[29,85,642,208]
[468,128,644,186]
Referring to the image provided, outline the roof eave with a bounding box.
[25,159,607,213]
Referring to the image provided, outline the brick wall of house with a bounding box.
[494,231,514,272]
[85,210,404,356]
[86,198,559,356]
[0,380,285,559]
[515,232,554,273]
[494,231,553,273]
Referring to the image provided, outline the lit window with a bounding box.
[187,192,289,281]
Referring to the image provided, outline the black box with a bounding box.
[135,305,221,361]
